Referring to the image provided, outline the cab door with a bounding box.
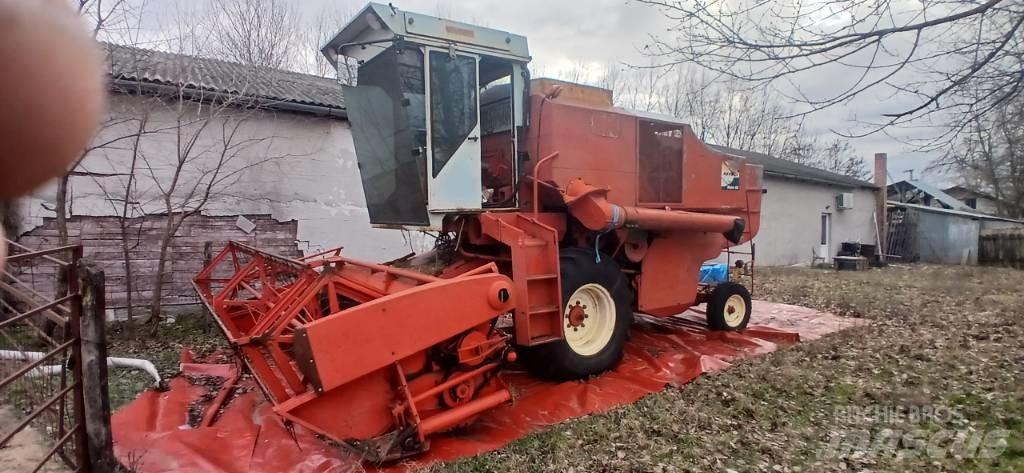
[425,48,482,212]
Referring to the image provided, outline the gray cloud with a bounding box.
[127,0,948,181]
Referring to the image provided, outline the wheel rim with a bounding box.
[564,283,616,356]
[723,294,747,327]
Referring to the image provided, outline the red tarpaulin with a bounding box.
[112,301,863,473]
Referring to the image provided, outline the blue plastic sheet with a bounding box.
[699,263,729,284]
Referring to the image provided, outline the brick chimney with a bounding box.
[874,153,888,260]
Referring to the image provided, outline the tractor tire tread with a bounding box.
[520,248,632,380]
[706,281,752,331]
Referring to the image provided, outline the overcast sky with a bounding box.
[130,0,945,184]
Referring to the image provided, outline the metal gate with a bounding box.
[886,206,919,262]
[0,241,89,472]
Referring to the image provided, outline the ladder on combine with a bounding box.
[478,213,563,346]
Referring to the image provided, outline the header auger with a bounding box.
[196,2,764,461]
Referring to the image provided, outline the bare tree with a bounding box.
[142,96,287,325]
[66,3,302,328]
[75,56,306,333]
[932,95,1024,217]
[817,140,872,181]
[209,0,301,70]
[583,65,870,179]
[638,0,1024,145]
[77,0,143,43]
[78,112,151,333]
[591,67,802,156]
[781,134,872,180]
[296,9,357,83]
[49,1,148,245]
[114,118,146,332]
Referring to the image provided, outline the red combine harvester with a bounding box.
[194,2,763,462]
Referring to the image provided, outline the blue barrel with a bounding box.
[699,263,729,284]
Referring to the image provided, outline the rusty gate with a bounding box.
[0,240,90,472]
[886,206,919,262]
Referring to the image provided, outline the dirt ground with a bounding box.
[105,264,1023,473]
[0,407,70,473]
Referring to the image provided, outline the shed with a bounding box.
[887,180,970,211]
[886,201,1024,264]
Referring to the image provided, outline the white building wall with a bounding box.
[970,198,1000,215]
[944,188,1001,215]
[724,177,878,266]
[16,93,878,269]
[16,94,422,261]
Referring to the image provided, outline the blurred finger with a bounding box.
[0,0,105,198]
[0,227,5,272]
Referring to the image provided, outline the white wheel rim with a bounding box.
[723,294,747,327]
[564,283,616,356]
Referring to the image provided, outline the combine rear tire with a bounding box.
[706,282,751,331]
[521,248,632,380]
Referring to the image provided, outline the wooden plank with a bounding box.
[16,213,301,312]
[78,263,116,472]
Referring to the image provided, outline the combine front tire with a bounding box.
[521,248,632,380]
[706,282,751,331]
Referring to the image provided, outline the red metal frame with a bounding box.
[194,241,517,460]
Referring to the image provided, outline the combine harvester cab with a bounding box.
[196,1,764,463]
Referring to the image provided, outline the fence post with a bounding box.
[78,262,115,471]
[68,247,91,471]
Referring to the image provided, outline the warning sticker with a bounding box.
[721,161,740,190]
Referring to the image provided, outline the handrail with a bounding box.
[4,240,75,266]
[532,152,559,218]
[0,294,76,331]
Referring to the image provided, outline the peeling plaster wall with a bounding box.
[16,94,424,262]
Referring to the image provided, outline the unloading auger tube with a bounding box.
[194,1,763,462]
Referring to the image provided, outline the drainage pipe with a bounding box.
[0,350,163,387]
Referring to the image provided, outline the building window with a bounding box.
[964,198,977,209]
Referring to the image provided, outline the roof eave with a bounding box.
[109,78,348,120]
[765,170,878,190]
[887,201,1024,223]
[712,145,876,190]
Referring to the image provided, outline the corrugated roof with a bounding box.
[888,180,969,210]
[103,43,345,111]
[709,144,877,189]
[888,201,1024,224]
[944,185,1000,201]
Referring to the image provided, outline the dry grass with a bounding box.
[106,316,226,409]
[437,264,1024,472]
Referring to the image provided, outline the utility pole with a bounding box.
[903,169,915,180]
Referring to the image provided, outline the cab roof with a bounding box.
[321,2,531,68]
